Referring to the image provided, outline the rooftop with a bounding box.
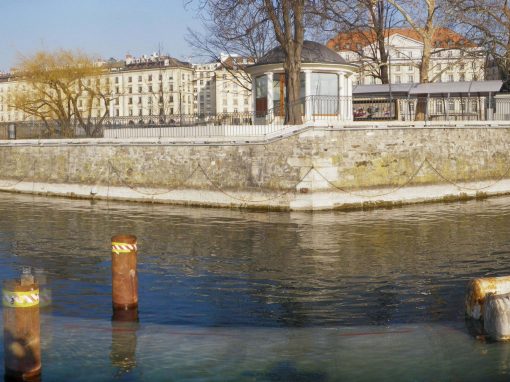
[353,80,503,97]
[251,41,349,67]
[328,28,476,52]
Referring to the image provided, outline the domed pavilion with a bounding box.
[245,41,357,123]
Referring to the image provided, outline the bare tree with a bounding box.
[188,0,307,124]
[316,0,402,84]
[186,1,275,91]
[451,0,510,81]
[385,0,464,119]
[8,50,111,137]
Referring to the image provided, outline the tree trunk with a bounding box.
[416,35,432,121]
[375,1,389,84]
[284,55,303,125]
[379,57,389,84]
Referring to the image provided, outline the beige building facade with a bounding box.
[0,52,255,123]
[328,28,486,86]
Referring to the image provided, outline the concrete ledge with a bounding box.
[2,124,510,211]
[1,178,509,211]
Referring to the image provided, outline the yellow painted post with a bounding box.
[3,268,41,380]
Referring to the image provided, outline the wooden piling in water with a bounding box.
[3,272,41,381]
[111,235,138,312]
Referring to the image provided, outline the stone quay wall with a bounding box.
[1,123,510,210]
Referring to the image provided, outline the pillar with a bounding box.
[346,74,353,121]
[338,72,346,121]
[265,72,274,118]
[304,70,312,121]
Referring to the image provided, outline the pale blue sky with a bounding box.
[0,0,204,71]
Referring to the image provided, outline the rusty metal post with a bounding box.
[111,235,138,312]
[3,268,41,381]
[110,235,139,375]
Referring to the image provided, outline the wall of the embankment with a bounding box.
[1,123,510,210]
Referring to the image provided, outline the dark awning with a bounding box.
[353,80,503,97]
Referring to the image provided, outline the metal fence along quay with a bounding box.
[2,94,510,140]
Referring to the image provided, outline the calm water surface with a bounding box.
[1,192,510,381]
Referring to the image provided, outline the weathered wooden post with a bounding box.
[111,235,138,313]
[3,267,41,381]
[110,235,139,373]
[465,276,510,320]
[484,293,510,341]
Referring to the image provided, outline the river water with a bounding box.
[1,192,510,381]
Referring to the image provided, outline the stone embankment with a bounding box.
[1,122,510,210]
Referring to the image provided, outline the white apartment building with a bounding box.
[327,28,485,86]
[0,53,195,123]
[193,62,219,115]
[107,54,195,118]
[0,52,255,123]
[215,67,252,114]
[194,54,253,115]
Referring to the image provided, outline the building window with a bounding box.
[408,75,414,83]
[148,75,152,81]
[448,74,454,82]
[448,99,455,111]
[435,99,443,113]
[115,77,119,84]
[128,97,132,105]
[128,77,132,83]
[395,76,401,84]
[138,76,142,82]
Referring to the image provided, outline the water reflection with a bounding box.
[0,193,510,328]
[29,317,510,381]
